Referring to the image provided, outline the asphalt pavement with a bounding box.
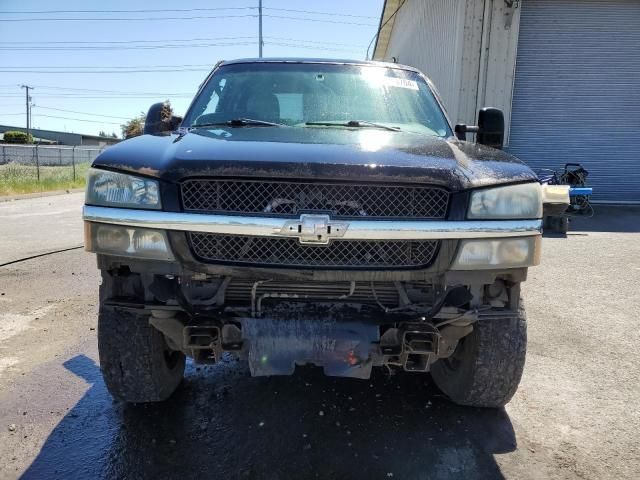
[0,192,85,266]
[0,196,639,479]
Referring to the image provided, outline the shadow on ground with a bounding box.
[22,354,516,480]
[567,205,640,233]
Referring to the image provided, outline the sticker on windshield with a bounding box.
[382,77,419,90]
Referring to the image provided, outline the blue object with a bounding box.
[569,187,592,197]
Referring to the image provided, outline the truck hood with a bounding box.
[93,127,537,190]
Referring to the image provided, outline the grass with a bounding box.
[0,162,90,196]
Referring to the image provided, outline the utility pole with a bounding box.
[258,0,263,58]
[21,85,33,141]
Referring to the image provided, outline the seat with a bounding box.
[245,93,281,123]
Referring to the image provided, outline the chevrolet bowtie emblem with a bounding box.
[280,214,349,245]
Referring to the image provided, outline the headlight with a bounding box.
[85,223,174,260]
[469,183,542,219]
[452,236,540,270]
[85,168,161,209]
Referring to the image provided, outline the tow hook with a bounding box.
[402,323,441,372]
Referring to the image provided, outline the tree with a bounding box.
[98,130,107,137]
[160,100,174,125]
[121,113,146,139]
[3,130,33,144]
[110,132,118,138]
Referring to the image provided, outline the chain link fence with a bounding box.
[0,144,107,194]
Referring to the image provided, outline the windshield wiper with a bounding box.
[305,120,400,132]
[191,118,288,128]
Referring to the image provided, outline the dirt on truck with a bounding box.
[82,58,568,407]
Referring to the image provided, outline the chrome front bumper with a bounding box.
[83,206,542,241]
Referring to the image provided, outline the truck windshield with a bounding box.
[183,62,452,137]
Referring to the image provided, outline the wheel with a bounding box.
[98,305,185,403]
[430,300,527,408]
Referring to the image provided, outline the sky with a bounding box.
[0,0,384,137]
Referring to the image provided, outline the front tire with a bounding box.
[431,301,527,408]
[98,305,185,403]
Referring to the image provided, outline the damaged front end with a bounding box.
[103,266,523,379]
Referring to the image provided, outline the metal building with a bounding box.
[0,124,119,147]
[373,0,640,203]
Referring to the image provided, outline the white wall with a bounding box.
[382,0,469,123]
[378,0,520,142]
[477,0,520,143]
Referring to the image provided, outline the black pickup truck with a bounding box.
[83,58,567,407]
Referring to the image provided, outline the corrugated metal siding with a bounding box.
[508,0,640,202]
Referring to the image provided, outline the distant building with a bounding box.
[0,125,120,147]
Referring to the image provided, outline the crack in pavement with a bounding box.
[0,245,84,268]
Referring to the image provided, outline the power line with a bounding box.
[33,113,123,125]
[0,36,364,48]
[0,68,211,74]
[0,63,213,70]
[0,42,255,51]
[270,37,367,47]
[0,7,257,14]
[0,94,194,99]
[0,6,375,18]
[263,14,375,26]
[0,40,363,53]
[0,42,256,51]
[0,38,375,76]
[0,85,193,95]
[0,42,362,52]
[0,14,259,22]
[267,42,361,53]
[0,13,376,26]
[367,0,407,60]
[265,7,376,19]
[0,43,369,73]
[33,106,130,120]
[0,36,255,45]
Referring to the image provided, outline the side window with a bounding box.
[276,93,303,124]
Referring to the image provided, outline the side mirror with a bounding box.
[144,102,183,135]
[454,107,504,150]
[476,107,504,149]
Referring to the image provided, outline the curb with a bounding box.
[0,188,85,203]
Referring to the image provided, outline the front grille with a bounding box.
[181,179,449,219]
[188,233,439,269]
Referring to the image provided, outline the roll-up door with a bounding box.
[508,0,640,202]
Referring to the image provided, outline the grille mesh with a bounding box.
[225,281,429,306]
[181,179,449,219]
[188,233,438,268]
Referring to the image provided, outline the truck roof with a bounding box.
[219,57,420,73]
